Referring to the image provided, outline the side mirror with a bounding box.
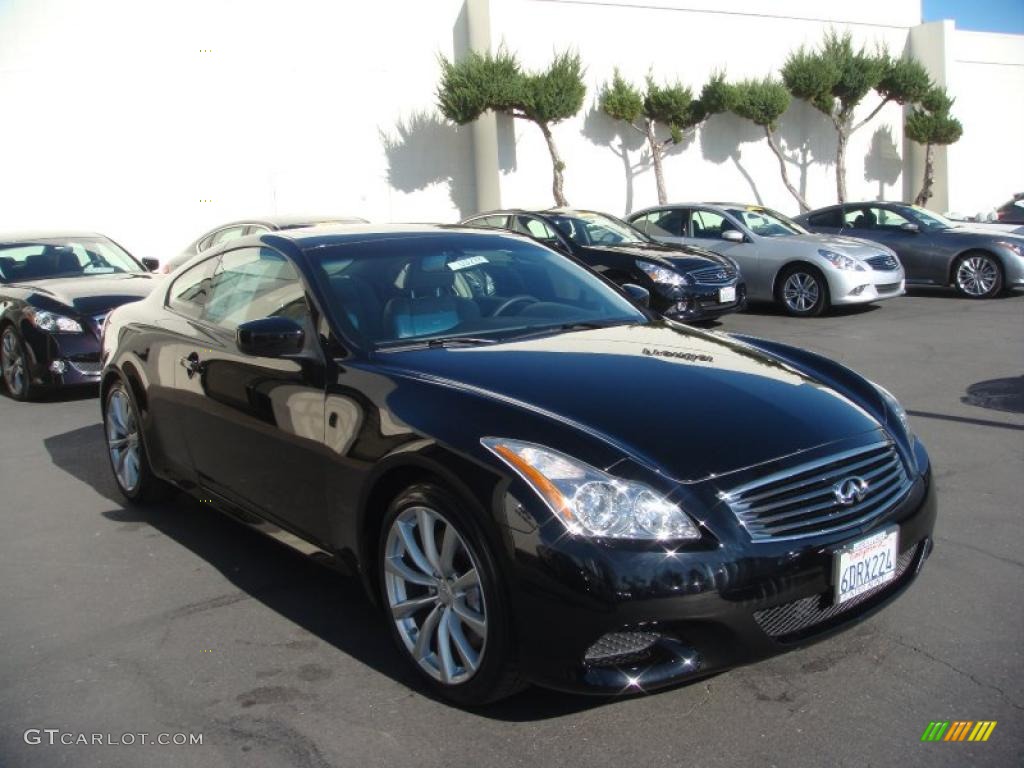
[141,257,160,272]
[721,230,744,243]
[236,316,305,358]
[622,283,651,307]
[900,222,920,233]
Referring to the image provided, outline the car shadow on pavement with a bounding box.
[739,301,880,318]
[43,423,612,721]
[1,384,98,403]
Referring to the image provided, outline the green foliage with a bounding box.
[781,42,841,114]
[877,55,931,105]
[519,51,587,124]
[905,86,963,146]
[782,30,888,117]
[695,71,735,117]
[599,69,644,124]
[729,78,790,130]
[644,78,698,143]
[437,48,585,127]
[436,49,522,124]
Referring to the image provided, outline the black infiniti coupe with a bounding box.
[100,225,935,705]
[461,209,746,323]
[0,231,159,400]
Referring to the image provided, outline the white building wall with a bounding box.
[0,0,1021,262]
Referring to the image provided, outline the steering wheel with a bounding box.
[492,295,540,317]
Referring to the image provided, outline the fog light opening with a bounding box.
[584,631,661,667]
[49,359,67,374]
[850,285,869,296]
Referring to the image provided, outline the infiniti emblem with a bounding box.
[833,476,869,506]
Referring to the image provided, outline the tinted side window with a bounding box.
[691,210,733,239]
[203,247,309,331]
[515,216,559,240]
[808,209,843,228]
[635,209,686,237]
[168,256,218,319]
[471,215,510,229]
[844,206,910,230]
[211,226,248,247]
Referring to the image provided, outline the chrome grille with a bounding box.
[876,283,902,294]
[68,360,102,376]
[754,544,918,639]
[721,441,912,542]
[689,265,736,285]
[867,254,899,271]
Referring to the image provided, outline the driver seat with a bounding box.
[384,262,480,339]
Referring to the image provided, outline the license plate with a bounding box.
[719,286,736,303]
[833,527,899,605]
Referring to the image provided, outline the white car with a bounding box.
[629,203,905,317]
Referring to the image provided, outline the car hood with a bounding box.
[377,324,883,482]
[14,274,158,315]
[580,242,732,271]
[772,233,894,256]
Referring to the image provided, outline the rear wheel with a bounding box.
[953,252,1003,298]
[1,326,36,401]
[378,483,524,705]
[104,379,169,503]
[776,265,829,317]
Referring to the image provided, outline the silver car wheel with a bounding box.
[783,272,820,312]
[956,256,998,297]
[1,329,27,396]
[384,506,487,685]
[106,388,141,493]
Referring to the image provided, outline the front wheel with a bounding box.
[378,483,523,705]
[953,252,1003,298]
[1,326,37,401]
[776,265,830,317]
[104,379,169,503]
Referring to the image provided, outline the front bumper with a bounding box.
[657,281,747,322]
[20,320,103,390]
[828,269,906,306]
[501,440,936,695]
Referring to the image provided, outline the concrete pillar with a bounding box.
[465,0,501,213]
[907,20,955,211]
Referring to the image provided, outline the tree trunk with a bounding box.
[764,126,810,213]
[537,121,568,207]
[835,126,848,203]
[645,120,667,205]
[915,142,936,207]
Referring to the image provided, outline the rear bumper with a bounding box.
[503,441,936,695]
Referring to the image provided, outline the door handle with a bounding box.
[179,352,203,378]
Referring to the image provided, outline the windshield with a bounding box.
[907,205,957,231]
[725,207,807,237]
[309,232,646,348]
[0,237,143,283]
[547,212,650,247]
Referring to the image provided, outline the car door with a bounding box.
[174,244,331,545]
[805,207,844,235]
[631,208,688,245]
[839,205,931,281]
[683,208,762,291]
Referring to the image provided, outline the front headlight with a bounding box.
[994,240,1023,258]
[482,438,700,540]
[818,249,866,271]
[637,261,692,290]
[871,382,913,442]
[25,308,83,333]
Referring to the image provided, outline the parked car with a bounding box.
[995,193,1024,225]
[461,208,745,323]
[629,203,905,317]
[100,224,935,705]
[161,214,369,274]
[0,231,159,400]
[795,202,1024,298]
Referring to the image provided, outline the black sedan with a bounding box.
[796,202,1024,298]
[100,225,935,705]
[0,232,159,400]
[461,209,746,322]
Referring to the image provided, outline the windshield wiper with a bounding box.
[376,336,498,352]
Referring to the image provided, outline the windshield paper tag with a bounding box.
[448,255,489,271]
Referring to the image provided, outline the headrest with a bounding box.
[406,258,455,296]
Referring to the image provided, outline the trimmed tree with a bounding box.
[781,30,930,202]
[905,86,963,206]
[729,77,810,212]
[437,48,585,207]
[599,71,731,204]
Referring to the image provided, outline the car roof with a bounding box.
[265,223,532,251]
[467,208,617,219]
[0,230,107,242]
[212,214,368,229]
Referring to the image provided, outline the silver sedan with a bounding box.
[629,203,905,317]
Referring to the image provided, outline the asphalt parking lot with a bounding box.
[1,288,1021,768]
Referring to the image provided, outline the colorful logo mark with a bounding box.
[921,721,997,742]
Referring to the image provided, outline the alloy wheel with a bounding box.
[955,256,998,297]
[1,329,27,397]
[106,388,142,493]
[782,272,820,313]
[383,506,487,685]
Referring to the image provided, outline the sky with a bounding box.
[923,0,1024,34]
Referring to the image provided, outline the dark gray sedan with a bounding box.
[796,202,1024,298]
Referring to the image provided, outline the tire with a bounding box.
[953,252,1003,298]
[378,483,524,706]
[103,378,170,503]
[1,325,38,401]
[776,264,830,317]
